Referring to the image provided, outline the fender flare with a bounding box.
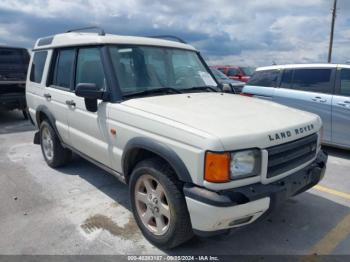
[35,105,63,143]
[122,137,193,183]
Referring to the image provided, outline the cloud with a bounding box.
[0,0,349,66]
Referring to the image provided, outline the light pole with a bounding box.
[328,0,337,63]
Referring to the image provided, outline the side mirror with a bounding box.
[75,83,104,113]
[75,83,103,100]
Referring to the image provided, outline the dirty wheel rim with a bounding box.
[42,126,53,161]
[135,174,171,236]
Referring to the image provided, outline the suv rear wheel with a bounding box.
[40,120,72,168]
[129,158,193,249]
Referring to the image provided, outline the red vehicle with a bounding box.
[211,65,255,82]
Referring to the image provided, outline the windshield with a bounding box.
[240,66,255,76]
[109,45,217,96]
[210,68,229,80]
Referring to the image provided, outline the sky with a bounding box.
[0,0,349,67]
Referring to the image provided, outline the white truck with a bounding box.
[26,27,327,249]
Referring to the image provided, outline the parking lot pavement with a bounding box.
[0,110,350,255]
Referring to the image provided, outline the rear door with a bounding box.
[332,67,350,147]
[273,68,335,143]
[243,69,280,101]
[45,48,76,144]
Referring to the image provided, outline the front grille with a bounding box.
[266,133,318,178]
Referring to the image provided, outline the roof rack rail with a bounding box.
[149,35,187,44]
[66,26,105,36]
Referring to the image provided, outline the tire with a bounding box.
[39,120,72,168]
[129,158,193,249]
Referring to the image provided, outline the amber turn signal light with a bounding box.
[204,152,230,183]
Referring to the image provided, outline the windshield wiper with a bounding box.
[123,87,182,98]
[182,86,218,93]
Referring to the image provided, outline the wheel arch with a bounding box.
[35,105,63,143]
[122,137,193,184]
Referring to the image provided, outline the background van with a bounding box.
[243,64,350,149]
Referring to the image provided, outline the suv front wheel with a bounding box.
[40,121,72,168]
[129,158,193,249]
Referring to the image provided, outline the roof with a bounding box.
[256,63,350,71]
[33,32,197,51]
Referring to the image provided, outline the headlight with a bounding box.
[204,149,261,183]
[230,149,261,179]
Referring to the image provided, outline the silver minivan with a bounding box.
[243,64,350,149]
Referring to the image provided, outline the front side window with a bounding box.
[340,69,350,97]
[50,49,75,89]
[211,68,229,80]
[247,70,279,87]
[75,47,106,90]
[30,51,47,83]
[109,46,216,95]
[291,68,332,94]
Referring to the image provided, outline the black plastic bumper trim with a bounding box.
[184,150,328,208]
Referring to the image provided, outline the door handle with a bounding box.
[337,101,350,108]
[65,100,76,107]
[312,96,327,103]
[43,93,51,99]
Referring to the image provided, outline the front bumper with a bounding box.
[184,150,327,233]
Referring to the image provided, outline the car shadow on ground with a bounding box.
[0,110,34,134]
[56,155,350,255]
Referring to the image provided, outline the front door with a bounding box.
[68,46,110,166]
[332,68,350,147]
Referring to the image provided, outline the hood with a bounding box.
[122,93,321,150]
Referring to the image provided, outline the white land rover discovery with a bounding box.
[26,27,328,249]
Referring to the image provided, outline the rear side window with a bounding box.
[291,68,332,94]
[30,51,47,83]
[75,48,106,90]
[247,70,279,87]
[50,49,75,89]
[340,69,350,97]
